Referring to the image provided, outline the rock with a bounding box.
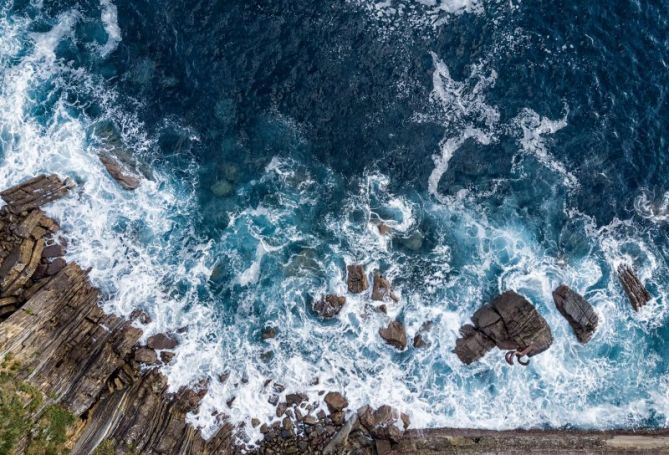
[455,291,553,365]
[0,175,74,214]
[331,411,344,426]
[454,324,495,365]
[399,231,423,251]
[379,320,407,350]
[413,334,427,348]
[147,333,178,350]
[134,347,159,365]
[313,295,346,318]
[372,272,399,302]
[210,180,234,197]
[99,153,141,190]
[400,413,410,430]
[276,402,288,417]
[324,392,348,412]
[46,257,67,276]
[159,351,175,363]
[282,417,294,431]
[552,285,599,343]
[286,393,308,406]
[261,326,277,339]
[347,264,368,294]
[377,223,391,236]
[618,264,651,311]
[303,415,318,425]
[357,404,406,444]
[251,418,260,428]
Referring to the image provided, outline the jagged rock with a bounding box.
[134,347,159,365]
[0,174,74,214]
[377,223,391,236]
[357,405,407,444]
[552,285,598,343]
[618,264,651,311]
[314,295,346,318]
[379,320,407,350]
[372,272,399,302]
[413,320,433,348]
[455,291,553,365]
[99,153,141,190]
[324,392,349,412]
[160,351,175,363]
[46,257,67,276]
[261,326,277,339]
[454,324,496,364]
[286,393,308,406]
[146,332,178,350]
[347,264,368,294]
[42,243,65,259]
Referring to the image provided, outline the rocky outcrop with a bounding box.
[552,285,598,343]
[455,291,553,365]
[347,264,368,293]
[413,320,433,349]
[313,294,346,318]
[0,176,233,455]
[99,153,141,190]
[379,320,408,350]
[372,272,399,302]
[618,264,651,311]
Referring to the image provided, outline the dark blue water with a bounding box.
[2,0,669,441]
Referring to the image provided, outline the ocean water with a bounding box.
[2,0,669,444]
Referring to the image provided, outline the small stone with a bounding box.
[251,418,260,428]
[260,424,270,434]
[276,402,288,417]
[313,295,346,319]
[324,392,348,412]
[226,396,236,408]
[377,223,391,236]
[303,415,318,425]
[272,383,286,393]
[160,351,175,363]
[330,411,344,426]
[282,417,294,431]
[317,410,326,420]
[413,334,427,348]
[401,413,411,429]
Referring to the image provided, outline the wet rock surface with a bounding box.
[313,294,346,318]
[552,285,598,343]
[379,320,408,350]
[99,153,142,190]
[455,291,553,365]
[347,264,368,293]
[618,264,651,311]
[372,272,399,302]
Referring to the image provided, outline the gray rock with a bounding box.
[618,264,651,311]
[552,284,598,343]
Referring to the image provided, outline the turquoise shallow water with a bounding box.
[2,0,669,443]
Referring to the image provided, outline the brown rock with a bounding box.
[46,257,67,276]
[147,333,178,350]
[347,264,368,294]
[313,294,346,318]
[324,392,349,412]
[372,272,399,302]
[99,153,141,190]
[134,347,159,365]
[413,334,427,349]
[379,320,407,350]
[160,351,175,363]
[261,326,277,339]
[377,223,391,236]
[286,392,308,406]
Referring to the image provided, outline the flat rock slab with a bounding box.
[99,153,141,190]
[552,285,598,343]
[347,264,368,294]
[0,174,74,213]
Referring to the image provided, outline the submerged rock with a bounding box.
[455,291,553,365]
[313,295,346,318]
[618,264,651,311]
[99,153,141,190]
[552,285,598,343]
[210,179,235,197]
[347,264,368,294]
[372,272,399,302]
[379,320,407,350]
[261,326,277,340]
[377,223,391,236]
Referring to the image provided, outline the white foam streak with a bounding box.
[99,0,122,57]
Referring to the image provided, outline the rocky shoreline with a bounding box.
[1,175,668,454]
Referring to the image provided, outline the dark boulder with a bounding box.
[618,264,650,311]
[347,264,368,294]
[552,285,598,343]
[99,153,141,190]
[455,291,553,365]
[313,295,346,318]
[324,392,348,412]
[379,320,407,350]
